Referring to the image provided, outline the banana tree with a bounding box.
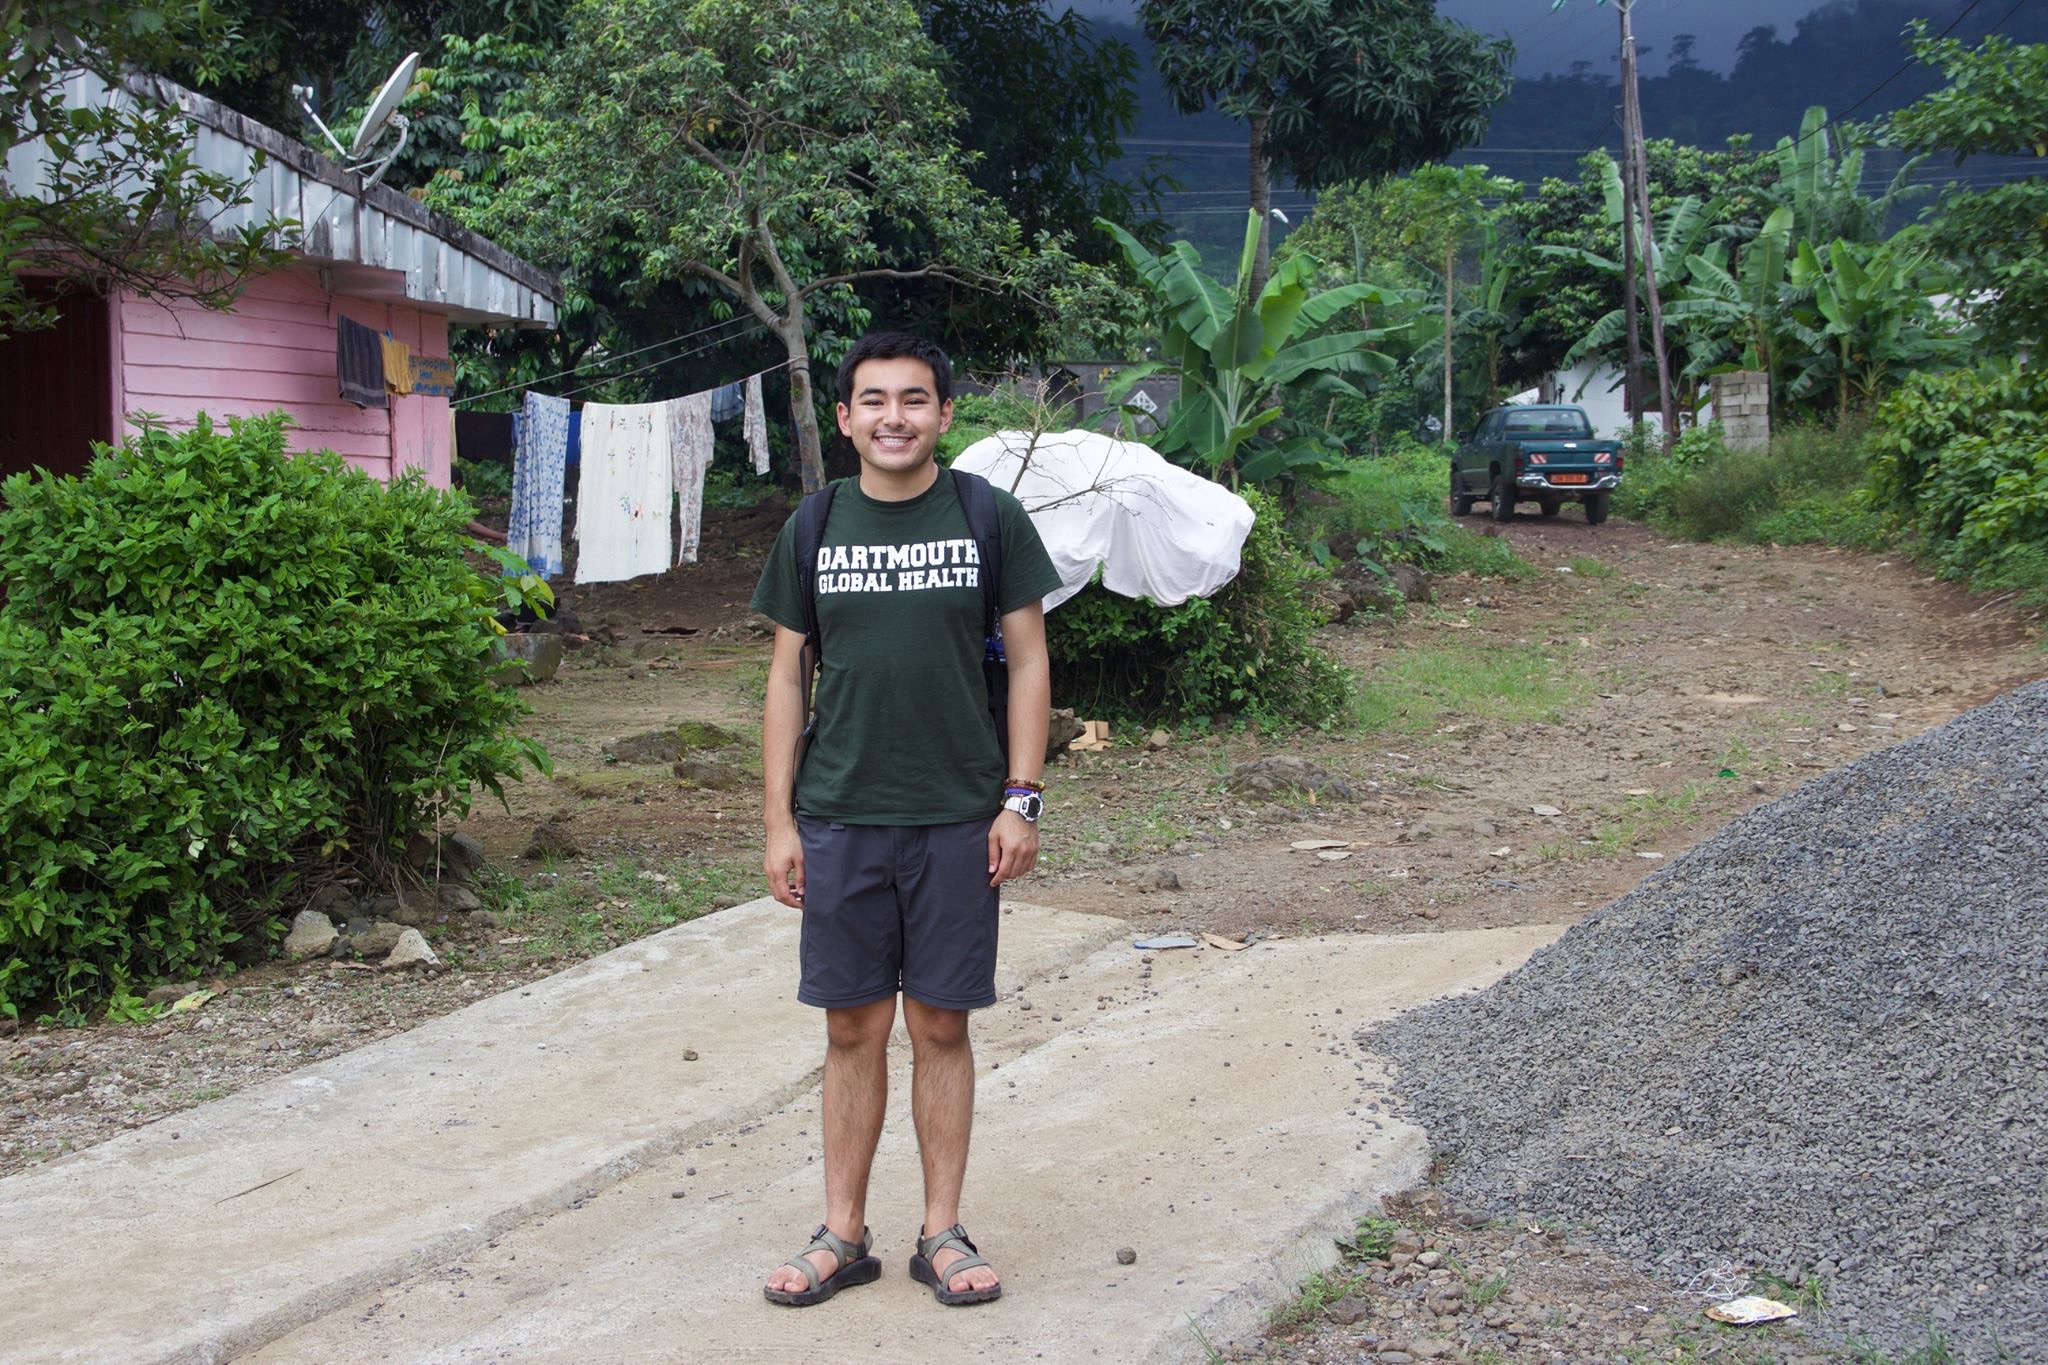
[1784,236,1967,422]
[1545,165,1729,404]
[1663,204,1798,419]
[1769,105,1928,249]
[1100,211,1399,486]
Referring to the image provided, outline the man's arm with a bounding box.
[761,625,809,907]
[988,600,1049,887]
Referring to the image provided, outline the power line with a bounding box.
[455,313,762,408]
[552,323,781,402]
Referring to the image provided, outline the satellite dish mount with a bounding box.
[293,52,419,189]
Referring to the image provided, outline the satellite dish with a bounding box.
[349,52,419,159]
[291,52,418,188]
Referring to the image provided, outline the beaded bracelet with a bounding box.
[1004,776,1046,792]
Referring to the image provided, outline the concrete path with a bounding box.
[0,902,1561,1365]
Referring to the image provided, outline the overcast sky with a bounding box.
[1067,0,1837,76]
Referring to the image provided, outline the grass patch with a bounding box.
[1296,444,1537,583]
[1568,554,1617,579]
[490,855,754,963]
[1536,785,1708,861]
[1351,641,1582,735]
[1266,1267,1362,1334]
[1041,792,1193,871]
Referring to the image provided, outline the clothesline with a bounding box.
[452,319,796,409]
[499,366,778,587]
[452,313,757,408]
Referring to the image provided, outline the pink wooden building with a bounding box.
[1,73,559,487]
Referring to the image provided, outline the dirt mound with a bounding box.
[1374,680,2048,1358]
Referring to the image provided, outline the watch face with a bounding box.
[1008,792,1042,822]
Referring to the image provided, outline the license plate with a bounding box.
[1551,473,1589,484]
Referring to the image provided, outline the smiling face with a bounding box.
[836,355,953,485]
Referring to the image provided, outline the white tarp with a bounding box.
[953,429,1255,611]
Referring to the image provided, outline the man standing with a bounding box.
[752,332,1060,1307]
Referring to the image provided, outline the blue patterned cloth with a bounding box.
[507,392,570,578]
[709,380,745,423]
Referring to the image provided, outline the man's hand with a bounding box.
[765,824,805,908]
[987,810,1039,887]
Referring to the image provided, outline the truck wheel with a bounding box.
[1489,475,1515,522]
[1539,497,1562,517]
[1585,491,1612,526]
[1450,470,1474,517]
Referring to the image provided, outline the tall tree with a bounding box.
[1886,24,2048,356]
[1139,0,1510,296]
[1,0,289,338]
[488,0,1085,492]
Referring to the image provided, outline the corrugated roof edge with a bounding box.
[131,72,564,307]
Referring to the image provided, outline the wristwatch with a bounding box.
[1001,791,1043,823]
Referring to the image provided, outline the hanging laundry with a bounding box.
[381,335,415,395]
[708,380,744,423]
[666,392,714,565]
[507,392,570,578]
[410,353,456,397]
[336,314,387,408]
[575,401,675,584]
[743,372,771,475]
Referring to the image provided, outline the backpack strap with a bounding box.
[793,480,841,715]
[949,467,1003,640]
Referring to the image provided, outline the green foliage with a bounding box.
[1888,27,2048,354]
[1298,442,1532,581]
[1138,0,1511,195]
[1871,365,2048,596]
[0,416,547,1021]
[1045,490,1350,729]
[935,386,1082,465]
[1615,420,1889,551]
[2,0,292,337]
[1101,212,1395,485]
[456,457,513,499]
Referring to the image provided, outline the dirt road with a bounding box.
[3,509,2041,1179]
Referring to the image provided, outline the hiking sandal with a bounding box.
[763,1224,881,1307]
[909,1223,1002,1306]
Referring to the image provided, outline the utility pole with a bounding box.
[1443,236,1455,442]
[1617,111,1642,427]
[1616,0,1677,450]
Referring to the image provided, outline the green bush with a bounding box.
[455,456,513,499]
[1295,440,1532,581]
[1046,488,1351,729]
[0,415,546,1020]
[1616,420,1883,548]
[1871,364,2048,591]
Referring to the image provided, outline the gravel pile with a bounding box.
[1375,680,2048,1359]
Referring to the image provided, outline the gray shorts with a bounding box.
[795,816,1000,1011]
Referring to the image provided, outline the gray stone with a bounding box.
[603,721,743,766]
[441,831,489,877]
[349,922,407,957]
[382,928,439,971]
[438,884,482,913]
[368,893,433,928]
[1046,707,1086,760]
[283,910,338,959]
[1146,728,1172,751]
[305,883,355,916]
[145,981,202,1005]
[523,817,581,861]
[1226,756,1357,802]
[1115,1246,1137,1266]
[490,632,564,686]
[1324,1293,1370,1325]
[1117,866,1180,894]
[672,756,749,790]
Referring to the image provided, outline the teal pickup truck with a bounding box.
[1449,404,1623,525]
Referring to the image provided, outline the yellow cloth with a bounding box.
[381,335,414,394]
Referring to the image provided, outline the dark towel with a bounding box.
[336,314,387,408]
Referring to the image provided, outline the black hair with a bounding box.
[835,331,953,406]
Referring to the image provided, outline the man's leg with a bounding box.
[765,997,895,1292]
[903,997,999,1294]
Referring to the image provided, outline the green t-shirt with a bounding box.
[751,470,1062,825]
